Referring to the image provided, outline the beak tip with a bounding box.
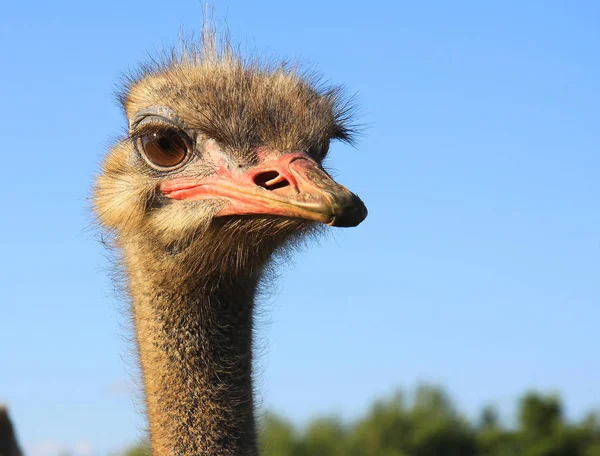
[330,194,368,228]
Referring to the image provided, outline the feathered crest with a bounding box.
[116,23,360,150]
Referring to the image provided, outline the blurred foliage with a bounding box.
[123,441,150,456]
[124,385,600,455]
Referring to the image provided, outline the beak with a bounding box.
[160,152,367,228]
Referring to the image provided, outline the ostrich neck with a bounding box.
[125,240,260,456]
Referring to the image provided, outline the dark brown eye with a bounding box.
[140,130,190,169]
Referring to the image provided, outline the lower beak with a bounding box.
[160,152,368,228]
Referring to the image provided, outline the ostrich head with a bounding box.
[95,43,367,277]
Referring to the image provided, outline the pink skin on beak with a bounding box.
[160,150,367,228]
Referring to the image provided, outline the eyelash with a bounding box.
[130,123,186,142]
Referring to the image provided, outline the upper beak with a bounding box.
[160,152,368,228]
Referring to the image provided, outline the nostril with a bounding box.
[254,171,290,191]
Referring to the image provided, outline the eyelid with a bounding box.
[130,115,180,136]
[130,121,177,141]
[128,118,195,148]
[129,107,186,131]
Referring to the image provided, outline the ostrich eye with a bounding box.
[140,130,190,169]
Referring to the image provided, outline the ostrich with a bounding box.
[94,33,367,456]
[0,406,23,456]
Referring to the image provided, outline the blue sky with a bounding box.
[1,1,599,455]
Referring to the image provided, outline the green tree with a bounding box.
[259,413,299,456]
[347,391,409,456]
[519,393,563,439]
[518,392,581,456]
[298,417,346,456]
